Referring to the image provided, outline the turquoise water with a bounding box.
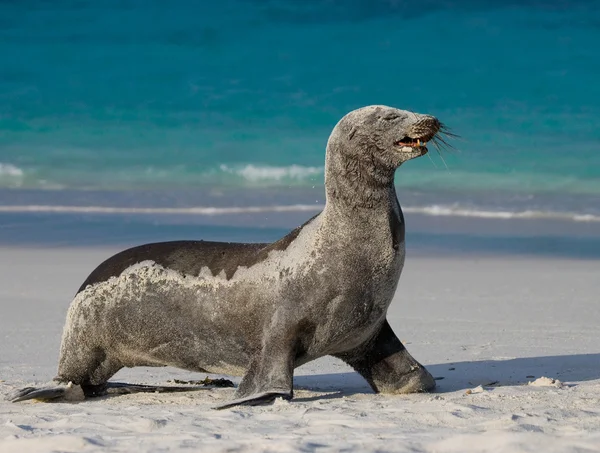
[1,0,599,221]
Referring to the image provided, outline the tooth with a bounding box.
[417,139,421,146]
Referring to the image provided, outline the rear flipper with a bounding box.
[8,382,84,403]
[9,379,235,403]
[104,382,220,395]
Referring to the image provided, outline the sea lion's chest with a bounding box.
[293,216,405,355]
[312,206,406,305]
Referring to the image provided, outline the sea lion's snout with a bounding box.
[394,116,441,154]
[410,116,441,142]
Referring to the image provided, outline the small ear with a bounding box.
[348,127,357,141]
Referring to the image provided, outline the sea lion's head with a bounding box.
[329,105,449,170]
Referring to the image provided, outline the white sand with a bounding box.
[1,247,600,452]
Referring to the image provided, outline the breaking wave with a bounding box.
[402,205,600,223]
[1,203,599,223]
[0,163,24,187]
[219,164,323,183]
[0,204,323,215]
[0,164,325,189]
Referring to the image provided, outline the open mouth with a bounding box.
[394,137,428,149]
[393,120,456,157]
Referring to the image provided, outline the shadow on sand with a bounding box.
[6,354,597,404]
[293,353,600,401]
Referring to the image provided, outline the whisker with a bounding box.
[431,132,457,154]
[426,151,438,169]
[424,121,458,171]
[436,124,460,154]
[430,136,448,153]
[416,119,459,169]
[436,146,450,170]
[429,139,449,170]
[439,129,457,143]
[439,123,460,139]
[434,135,453,150]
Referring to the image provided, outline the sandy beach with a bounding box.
[1,246,599,452]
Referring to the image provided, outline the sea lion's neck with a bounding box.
[323,140,398,212]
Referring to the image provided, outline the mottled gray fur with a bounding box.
[11,105,440,408]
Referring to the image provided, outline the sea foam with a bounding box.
[0,163,23,178]
[1,203,599,223]
[0,163,24,187]
[219,164,323,183]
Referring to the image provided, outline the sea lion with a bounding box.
[10,105,448,408]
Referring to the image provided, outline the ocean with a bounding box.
[1,0,599,254]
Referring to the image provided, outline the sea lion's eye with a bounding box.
[382,114,400,121]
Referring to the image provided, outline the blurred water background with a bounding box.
[1,0,599,255]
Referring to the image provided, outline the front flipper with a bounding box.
[334,320,436,394]
[214,320,295,410]
[8,382,84,403]
[213,390,292,410]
